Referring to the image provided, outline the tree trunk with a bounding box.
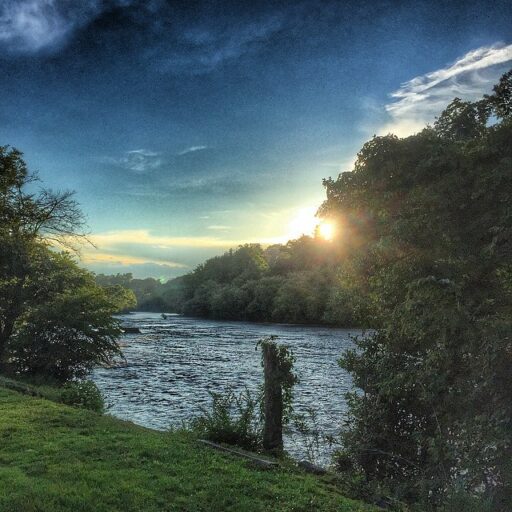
[262,342,283,452]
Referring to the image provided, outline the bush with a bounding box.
[435,490,492,512]
[60,381,104,413]
[191,387,262,451]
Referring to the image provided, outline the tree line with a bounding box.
[324,71,512,509]
[96,236,364,326]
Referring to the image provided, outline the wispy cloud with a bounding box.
[159,15,284,75]
[116,171,261,196]
[1,1,287,71]
[101,149,162,172]
[178,145,208,156]
[381,43,512,137]
[207,225,230,231]
[82,250,186,268]
[80,228,250,277]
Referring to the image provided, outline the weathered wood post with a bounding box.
[262,341,283,451]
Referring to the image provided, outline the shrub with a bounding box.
[60,381,104,413]
[191,387,262,451]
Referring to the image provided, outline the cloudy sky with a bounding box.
[1,0,511,279]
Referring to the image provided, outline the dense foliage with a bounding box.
[95,272,158,311]
[322,72,512,509]
[98,238,360,325]
[0,147,131,382]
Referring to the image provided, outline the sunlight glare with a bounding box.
[318,222,334,241]
[286,207,336,241]
[287,207,318,240]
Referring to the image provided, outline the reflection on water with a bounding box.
[92,312,360,464]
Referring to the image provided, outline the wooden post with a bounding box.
[262,342,283,452]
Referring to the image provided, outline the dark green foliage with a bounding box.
[0,146,123,384]
[95,273,163,311]
[486,69,512,120]
[243,277,284,321]
[0,146,86,366]
[324,72,512,509]
[96,237,359,325]
[166,239,356,325]
[101,284,137,313]
[10,254,122,382]
[271,270,331,323]
[60,381,105,413]
[433,97,489,140]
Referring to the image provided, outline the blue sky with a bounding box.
[1,0,511,279]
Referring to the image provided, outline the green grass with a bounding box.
[0,387,374,512]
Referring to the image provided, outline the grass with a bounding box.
[0,375,64,401]
[0,387,375,512]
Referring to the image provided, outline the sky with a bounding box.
[1,0,511,280]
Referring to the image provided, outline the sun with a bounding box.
[285,207,336,241]
[317,221,335,241]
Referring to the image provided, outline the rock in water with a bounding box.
[121,326,141,334]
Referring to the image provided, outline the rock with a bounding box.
[121,326,141,334]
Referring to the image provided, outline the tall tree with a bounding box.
[0,146,125,381]
[323,72,512,509]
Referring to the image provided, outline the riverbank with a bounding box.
[0,386,373,512]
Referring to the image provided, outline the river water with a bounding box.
[92,312,360,464]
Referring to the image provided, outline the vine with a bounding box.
[257,336,298,424]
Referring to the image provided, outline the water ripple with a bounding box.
[92,312,359,464]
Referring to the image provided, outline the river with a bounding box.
[92,312,361,464]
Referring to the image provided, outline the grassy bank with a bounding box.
[0,387,373,512]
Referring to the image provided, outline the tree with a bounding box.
[10,252,123,382]
[102,284,137,313]
[0,146,87,365]
[323,72,512,509]
[434,97,489,141]
[0,146,86,244]
[0,146,123,383]
[487,69,512,120]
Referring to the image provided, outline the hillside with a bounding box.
[0,387,373,512]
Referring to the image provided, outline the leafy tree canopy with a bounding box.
[0,147,125,382]
[322,71,512,509]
